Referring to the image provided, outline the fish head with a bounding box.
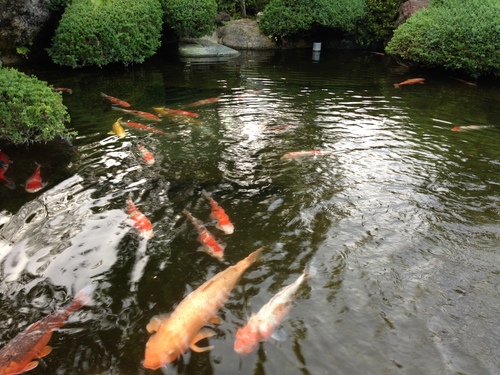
[216,223,234,235]
[234,323,260,355]
[143,329,186,369]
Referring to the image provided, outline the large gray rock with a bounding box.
[217,19,277,50]
[396,0,430,27]
[178,38,240,58]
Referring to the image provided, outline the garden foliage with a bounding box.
[385,0,500,78]
[0,68,74,145]
[258,0,366,40]
[162,0,217,38]
[47,0,163,68]
[216,0,270,16]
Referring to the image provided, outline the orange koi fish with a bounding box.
[25,165,47,193]
[202,191,234,235]
[112,107,161,121]
[453,77,477,86]
[0,151,15,189]
[183,209,225,261]
[0,286,93,375]
[137,144,155,166]
[234,266,312,355]
[452,125,496,131]
[153,107,199,118]
[185,97,220,107]
[280,150,335,160]
[393,78,425,88]
[120,120,168,135]
[51,87,73,94]
[143,247,264,370]
[127,197,153,239]
[101,92,131,108]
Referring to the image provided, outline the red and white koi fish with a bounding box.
[0,286,93,375]
[202,191,234,235]
[0,151,15,189]
[51,87,73,94]
[143,247,264,370]
[137,144,155,166]
[127,198,153,239]
[234,267,312,355]
[25,165,47,193]
[183,209,225,261]
[153,107,199,118]
[452,125,496,131]
[112,107,161,121]
[393,78,425,88]
[101,92,131,108]
[184,97,220,107]
[280,150,335,160]
[120,120,169,136]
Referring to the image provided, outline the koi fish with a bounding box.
[0,152,15,189]
[234,266,312,355]
[153,107,199,118]
[280,150,335,160]
[452,125,496,131]
[112,107,161,121]
[202,191,234,235]
[51,87,73,94]
[137,144,155,166]
[185,97,220,107]
[393,78,425,88]
[143,247,264,370]
[453,77,477,86]
[108,117,126,138]
[120,120,168,136]
[25,165,47,193]
[183,209,225,261]
[101,92,131,108]
[127,197,153,239]
[0,286,93,375]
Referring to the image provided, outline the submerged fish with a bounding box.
[393,78,425,88]
[0,151,15,189]
[51,87,73,94]
[184,97,220,107]
[153,107,199,118]
[143,247,264,370]
[25,165,47,193]
[112,107,161,121]
[108,117,126,138]
[0,286,93,375]
[137,144,155,166]
[127,197,154,239]
[183,209,225,261]
[120,120,169,136]
[101,92,131,108]
[280,150,335,160]
[452,125,496,131]
[202,191,234,235]
[234,266,312,355]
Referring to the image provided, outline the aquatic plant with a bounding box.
[162,0,217,38]
[47,0,163,68]
[385,0,500,78]
[0,67,74,145]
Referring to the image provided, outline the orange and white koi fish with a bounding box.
[185,97,220,107]
[51,87,73,94]
[452,125,496,131]
[25,165,47,193]
[183,209,225,261]
[153,107,199,118]
[127,197,153,239]
[137,144,155,166]
[393,78,425,88]
[234,267,312,355]
[0,151,15,189]
[280,150,335,160]
[101,92,131,108]
[202,191,234,235]
[108,117,126,138]
[0,286,93,375]
[143,247,264,370]
[120,120,169,136]
[112,107,161,121]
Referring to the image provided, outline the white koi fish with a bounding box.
[280,150,335,160]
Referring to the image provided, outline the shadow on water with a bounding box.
[1,50,500,374]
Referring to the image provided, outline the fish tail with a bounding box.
[304,257,318,280]
[393,84,400,88]
[201,189,212,200]
[69,285,94,312]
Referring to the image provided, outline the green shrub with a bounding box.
[0,68,74,145]
[162,0,217,38]
[385,0,500,78]
[259,0,366,40]
[47,0,163,68]
[216,0,270,16]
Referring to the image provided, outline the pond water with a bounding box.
[0,49,499,375]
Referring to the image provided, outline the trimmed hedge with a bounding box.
[162,0,217,38]
[385,0,500,78]
[0,68,73,145]
[47,0,163,68]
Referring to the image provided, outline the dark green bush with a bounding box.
[162,0,217,38]
[385,0,500,78]
[259,0,366,40]
[0,68,74,145]
[216,0,270,16]
[47,0,163,68]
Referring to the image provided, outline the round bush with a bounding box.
[162,0,217,39]
[47,0,163,68]
[385,0,500,78]
[0,68,73,145]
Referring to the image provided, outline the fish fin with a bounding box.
[270,327,288,342]
[38,345,52,358]
[208,316,223,325]
[146,315,168,333]
[190,328,216,352]
[22,361,39,372]
[393,84,400,88]
[107,131,116,135]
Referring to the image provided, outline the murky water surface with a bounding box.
[1,50,499,374]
